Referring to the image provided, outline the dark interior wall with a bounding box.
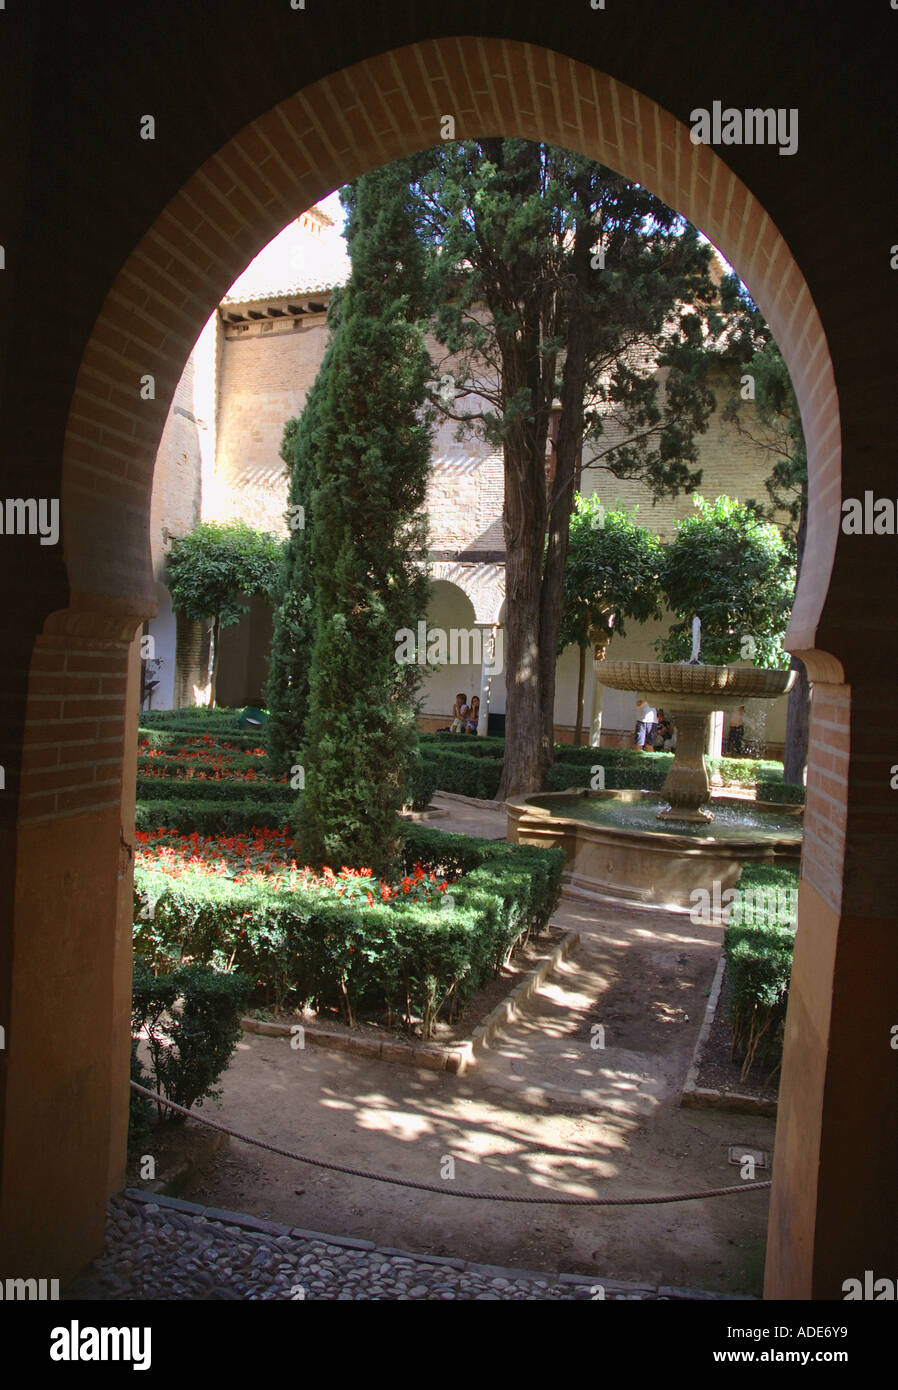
[216,596,275,709]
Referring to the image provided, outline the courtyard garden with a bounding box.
[125,152,808,1298]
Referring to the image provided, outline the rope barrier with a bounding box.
[130,1081,772,1206]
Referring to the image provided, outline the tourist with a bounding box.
[465,695,480,733]
[726,705,746,755]
[450,693,469,733]
[634,698,657,752]
[653,709,672,750]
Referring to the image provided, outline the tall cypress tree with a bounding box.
[297,161,433,875]
[266,337,335,776]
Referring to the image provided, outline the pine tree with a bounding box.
[297,161,433,875]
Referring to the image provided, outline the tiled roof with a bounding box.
[220,274,347,307]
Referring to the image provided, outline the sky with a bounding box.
[223,189,348,300]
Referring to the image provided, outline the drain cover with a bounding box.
[727,1145,769,1168]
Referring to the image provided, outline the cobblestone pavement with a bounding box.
[64,1193,738,1302]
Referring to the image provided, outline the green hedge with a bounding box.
[419,732,506,758]
[134,824,563,1038]
[419,747,503,799]
[137,777,292,804]
[755,780,806,805]
[136,798,291,834]
[140,707,246,730]
[546,761,669,792]
[724,863,799,1082]
[132,957,251,1118]
[407,756,438,812]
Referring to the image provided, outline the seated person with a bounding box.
[653,709,672,751]
[450,693,469,733]
[465,695,480,733]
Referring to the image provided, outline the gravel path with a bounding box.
[64,1193,730,1302]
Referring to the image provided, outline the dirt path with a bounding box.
[181,890,774,1294]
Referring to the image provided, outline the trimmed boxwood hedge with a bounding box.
[420,736,805,804]
[141,706,244,725]
[135,798,290,834]
[724,862,799,1081]
[137,777,292,804]
[419,732,506,758]
[418,748,503,799]
[755,780,806,804]
[134,822,564,1037]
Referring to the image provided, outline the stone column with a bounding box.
[657,709,712,820]
[589,624,612,747]
[476,623,497,735]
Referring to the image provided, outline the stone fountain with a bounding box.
[506,619,802,910]
[598,652,796,822]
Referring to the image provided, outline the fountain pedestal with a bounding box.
[595,658,797,822]
[657,710,712,821]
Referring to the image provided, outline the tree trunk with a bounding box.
[497,439,551,798]
[783,504,809,784]
[208,614,221,710]
[535,194,591,776]
[574,643,586,746]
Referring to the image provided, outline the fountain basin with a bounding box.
[507,787,802,912]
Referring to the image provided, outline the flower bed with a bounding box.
[133,823,564,1038]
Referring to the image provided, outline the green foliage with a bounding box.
[128,1039,154,1153]
[418,747,504,799]
[420,733,506,758]
[559,494,664,650]
[266,373,329,775]
[131,957,251,1119]
[724,863,799,1082]
[755,780,806,805]
[656,495,795,666]
[546,759,669,792]
[414,140,718,499]
[419,738,795,798]
[134,827,563,1038]
[717,273,807,532]
[135,798,290,835]
[139,707,244,730]
[411,140,721,795]
[166,521,282,628]
[297,160,434,874]
[137,778,291,804]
